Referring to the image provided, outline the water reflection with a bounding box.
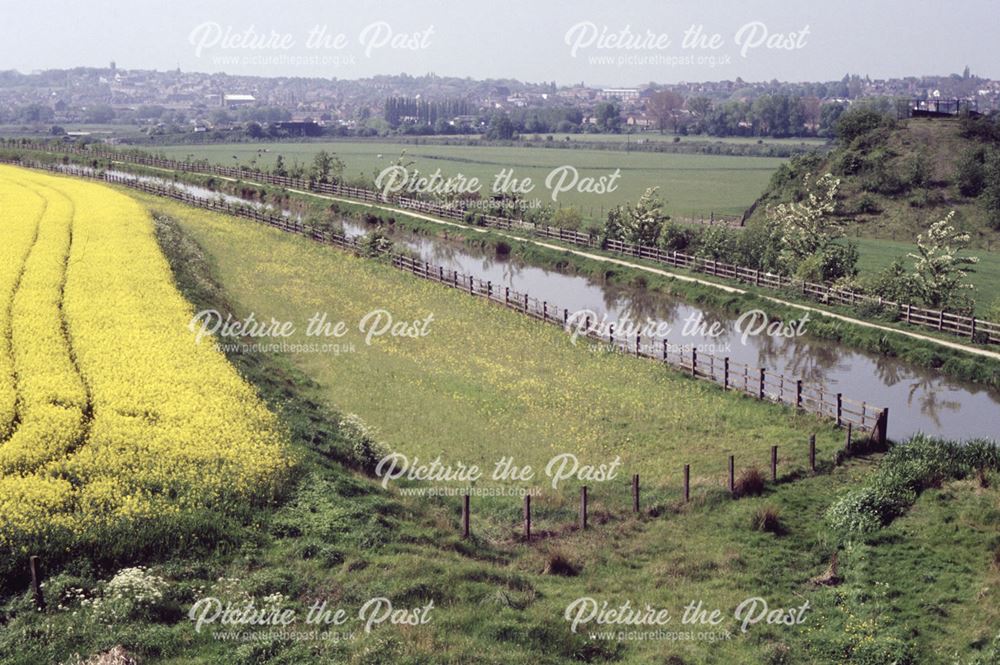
[348,218,999,442]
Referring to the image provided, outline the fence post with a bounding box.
[609,324,614,345]
[632,474,640,513]
[836,393,843,427]
[905,303,912,323]
[524,293,528,312]
[487,281,492,297]
[563,308,568,325]
[728,455,735,495]
[723,357,730,390]
[462,494,470,538]
[683,464,690,502]
[771,445,778,482]
[524,494,531,541]
[758,368,766,399]
[453,271,458,288]
[543,301,547,321]
[809,434,816,472]
[579,486,589,530]
[29,556,44,610]
[878,408,889,447]
[691,348,697,377]
[635,334,641,356]
[844,423,853,452]
[970,317,976,340]
[938,311,944,330]
[505,287,509,305]
[796,380,803,409]
[662,339,668,361]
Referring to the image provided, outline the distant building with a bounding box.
[599,88,640,102]
[223,94,256,108]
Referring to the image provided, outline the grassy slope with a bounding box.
[2,191,997,665]
[746,117,1000,314]
[155,141,785,220]
[141,194,845,493]
[754,118,996,239]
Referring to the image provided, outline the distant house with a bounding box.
[626,115,655,129]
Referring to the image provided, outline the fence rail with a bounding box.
[1,156,889,444]
[5,140,997,346]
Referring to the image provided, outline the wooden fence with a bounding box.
[11,140,995,346]
[2,157,888,445]
[467,424,862,542]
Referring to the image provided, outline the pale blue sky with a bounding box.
[0,0,996,84]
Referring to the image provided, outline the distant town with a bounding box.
[0,64,997,142]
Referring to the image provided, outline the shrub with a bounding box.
[835,108,894,145]
[659,223,699,252]
[853,194,881,214]
[338,414,390,474]
[955,147,987,197]
[734,467,766,498]
[86,567,168,623]
[750,506,783,534]
[543,550,580,576]
[826,435,999,538]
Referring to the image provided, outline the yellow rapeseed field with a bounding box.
[0,166,291,551]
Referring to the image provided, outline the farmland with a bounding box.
[155,140,787,221]
[0,166,290,559]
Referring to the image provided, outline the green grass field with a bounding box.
[852,236,1000,313]
[156,141,786,221]
[519,132,830,146]
[145,194,842,491]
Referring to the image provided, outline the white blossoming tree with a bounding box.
[602,187,669,246]
[907,211,979,309]
[765,173,856,281]
[767,172,843,263]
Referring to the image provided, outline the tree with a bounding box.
[907,211,978,309]
[647,90,684,133]
[981,149,1000,229]
[954,147,985,197]
[550,207,583,230]
[834,108,892,145]
[686,96,712,123]
[311,150,344,184]
[629,187,668,245]
[601,187,669,246]
[84,104,115,124]
[484,113,515,140]
[273,154,288,177]
[594,102,621,133]
[767,173,842,261]
[765,173,857,280]
[246,122,265,139]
